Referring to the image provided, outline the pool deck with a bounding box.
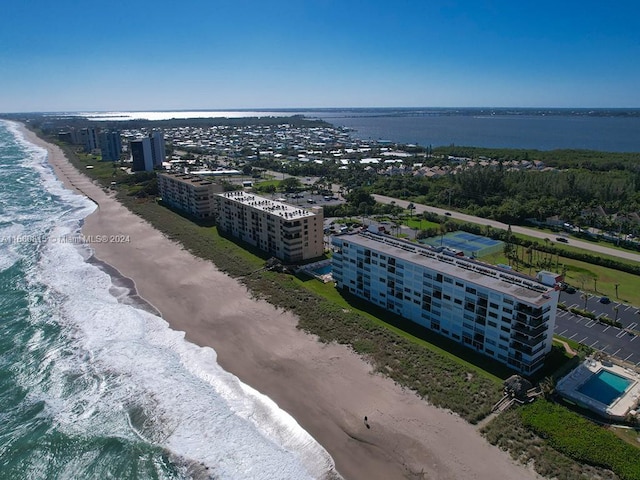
[299,259,333,283]
[557,359,640,420]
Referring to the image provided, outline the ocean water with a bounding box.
[0,121,340,480]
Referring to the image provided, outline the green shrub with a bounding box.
[520,400,640,480]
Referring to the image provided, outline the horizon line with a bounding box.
[4,106,640,115]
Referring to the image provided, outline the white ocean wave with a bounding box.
[3,120,340,479]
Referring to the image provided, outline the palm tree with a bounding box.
[582,293,591,310]
[407,202,415,220]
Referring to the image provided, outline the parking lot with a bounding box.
[556,290,640,366]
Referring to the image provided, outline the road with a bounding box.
[372,194,640,264]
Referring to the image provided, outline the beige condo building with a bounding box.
[157,173,224,219]
[215,191,324,263]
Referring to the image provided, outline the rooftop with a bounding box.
[158,172,216,186]
[217,191,318,220]
[336,232,557,304]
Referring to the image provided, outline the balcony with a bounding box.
[511,331,545,348]
[512,320,548,337]
[513,313,547,329]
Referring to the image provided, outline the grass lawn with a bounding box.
[480,249,640,306]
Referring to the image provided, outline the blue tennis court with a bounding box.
[420,231,504,258]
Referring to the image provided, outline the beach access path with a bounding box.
[25,126,540,480]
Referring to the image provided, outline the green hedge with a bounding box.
[520,400,640,480]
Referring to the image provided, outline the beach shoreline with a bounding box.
[22,125,540,480]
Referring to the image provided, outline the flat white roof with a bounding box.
[337,232,556,304]
[217,192,317,220]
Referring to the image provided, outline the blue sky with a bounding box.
[1,0,639,111]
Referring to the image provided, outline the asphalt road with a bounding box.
[372,194,640,264]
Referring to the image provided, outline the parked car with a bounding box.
[444,212,452,216]
[599,296,611,304]
[565,286,577,294]
[556,237,569,243]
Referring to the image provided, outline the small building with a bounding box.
[536,270,563,288]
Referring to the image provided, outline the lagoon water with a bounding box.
[73,108,640,152]
[0,121,338,479]
[304,108,640,152]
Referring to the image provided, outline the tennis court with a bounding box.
[421,231,504,257]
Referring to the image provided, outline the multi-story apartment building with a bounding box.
[130,131,166,171]
[332,232,559,375]
[215,192,324,263]
[130,137,154,171]
[150,130,166,167]
[99,130,122,161]
[158,173,224,219]
[79,127,99,153]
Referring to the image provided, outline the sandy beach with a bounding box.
[24,126,540,480]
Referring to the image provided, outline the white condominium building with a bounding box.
[215,192,324,263]
[158,173,224,219]
[332,232,559,375]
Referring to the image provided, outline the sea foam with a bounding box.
[6,121,340,479]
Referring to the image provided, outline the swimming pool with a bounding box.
[577,370,632,405]
[311,265,332,276]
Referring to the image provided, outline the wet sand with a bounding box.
[24,125,540,480]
